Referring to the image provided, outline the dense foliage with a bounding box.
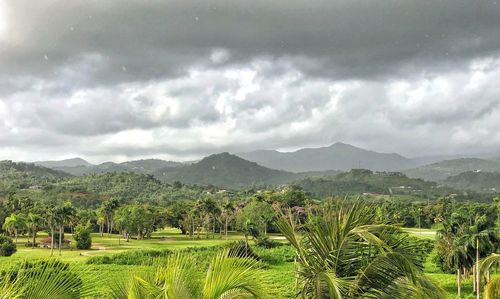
[0,234,16,256]
[73,224,92,249]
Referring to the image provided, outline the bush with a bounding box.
[253,245,296,265]
[255,236,282,248]
[87,249,173,265]
[0,234,16,256]
[73,224,92,250]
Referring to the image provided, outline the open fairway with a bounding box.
[2,227,496,299]
[0,228,248,265]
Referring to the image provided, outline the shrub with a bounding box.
[0,234,16,256]
[87,249,173,265]
[253,245,296,265]
[255,236,282,248]
[74,224,92,250]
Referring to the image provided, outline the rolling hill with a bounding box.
[37,158,183,176]
[444,171,500,193]
[0,160,71,194]
[403,158,500,182]
[153,152,301,188]
[294,169,441,198]
[237,142,418,172]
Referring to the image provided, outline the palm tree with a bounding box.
[54,202,76,256]
[436,224,473,297]
[2,213,27,244]
[198,198,220,239]
[26,212,43,247]
[45,207,59,257]
[97,207,106,237]
[102,199,120,238]
[275,199,445,298]
[111,249,265,298]
[464,217,499,298]
[221,199,234,240]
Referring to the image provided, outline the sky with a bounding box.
[1,0,500,163]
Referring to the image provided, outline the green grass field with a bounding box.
[0,228,494,298]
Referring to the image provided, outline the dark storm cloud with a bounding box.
[2,0,500,84]
[1,0,500,162]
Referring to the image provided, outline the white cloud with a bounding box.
[1,56,499,162]
[1,0,500,162]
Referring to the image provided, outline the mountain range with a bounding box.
[237,142,418,172]
[25,142,500,190]
[444,171,500,193]
[403,158,500,182]
[34,158,183,176]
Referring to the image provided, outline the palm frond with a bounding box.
[109,254,199,299]
[352,252,445,299]
[203,249,266,299]
[485,277,500,299]
[1,259,102,299]
[480,253,500,273]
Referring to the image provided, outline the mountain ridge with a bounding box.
[404,158,500,182]
[237,142,417,172]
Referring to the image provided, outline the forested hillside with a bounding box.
[404,158,500,181]
[295,169,444,198]
[42,159,183,176]
[154,153,301,188]
[238,142,417,172]
[445,171,500,193]
[0,160,71,195]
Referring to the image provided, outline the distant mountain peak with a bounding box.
[35,157,92,168]
[330,141,349,147]
[238,142,415,172]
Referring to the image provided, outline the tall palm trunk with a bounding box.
[457,268,461,297]
[205,217,209,239]
[107,218,110,238]
[58,225,63,256]
[14,229,18,244]
[225,217,228,240]
[32,225,36,247]
[109,220,114,238]
[50,226,55,257]
[473,266,476,292]
[191,218,195,240]
[213,217,216,239]
[476,239,480,299]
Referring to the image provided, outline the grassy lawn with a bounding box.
[0,228,246,266]
[403,227,437,240]
[0,227,495,299]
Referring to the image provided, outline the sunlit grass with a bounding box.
[0,227,496,299]
[0,228,246,267]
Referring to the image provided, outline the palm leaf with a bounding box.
[352,252,445,299]
[481,253,500,273]
[485,277,500,299]
[1,259,101,299]
[203,249,266,299]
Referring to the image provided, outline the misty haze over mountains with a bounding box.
[25,142,500,187]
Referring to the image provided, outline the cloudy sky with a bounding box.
[1,0,500,163]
